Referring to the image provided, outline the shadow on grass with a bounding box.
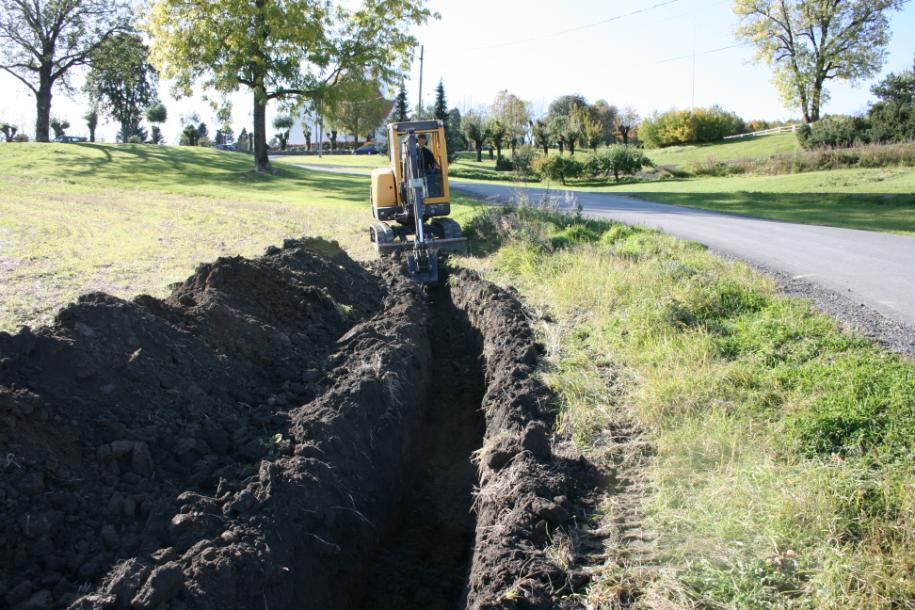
[63,143,368,204]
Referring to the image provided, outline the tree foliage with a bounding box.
[50,118,69,139]
[616,106,640,145]
[797,114,868,148]
[147,0,432,171]
[433,80,448,121]
[84,107,99,142]
[486,118,507,160]
[146,102,168,125]
[325,74,390,146]
[273,114,294,150]
[586,145,653,182]
[394,83,410,122]
[462,111,489,162]
[734,0,903,122]
[85,33,158,143]
[532,119,551,155]
[0,0,131,141]
[639,106,745,148]
[1,123,18,142]
[867,68,915,143]
[491,90,530,155]
[534,155,583,185]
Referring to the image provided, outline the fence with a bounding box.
[723,124,802,140]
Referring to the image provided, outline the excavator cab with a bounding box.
[369,120,467,284]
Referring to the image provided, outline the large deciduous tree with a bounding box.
[734,0,903,123]
[85,33,158,143]
[0,0,131,142]
[147,0,431,172]
[84,107,99,142]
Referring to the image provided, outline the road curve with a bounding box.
[453,181,915,326]
[276,160,915,326]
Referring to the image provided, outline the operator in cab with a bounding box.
[416,133,443,196]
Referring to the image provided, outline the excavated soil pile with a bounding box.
[1,239,590,610]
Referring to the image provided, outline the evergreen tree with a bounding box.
[433,80,448,122]
[394,84,409,122]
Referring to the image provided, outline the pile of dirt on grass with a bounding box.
[0,239,596,610]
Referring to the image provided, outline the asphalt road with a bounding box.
[452,181,915,326]
[278,161,915,326]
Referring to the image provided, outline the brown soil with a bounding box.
[0,239,598,610]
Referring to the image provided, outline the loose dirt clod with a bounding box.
[1,239,596,609]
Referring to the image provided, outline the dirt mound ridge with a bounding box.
[1,241,595,610]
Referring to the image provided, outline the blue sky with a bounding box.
[1,0,913,142]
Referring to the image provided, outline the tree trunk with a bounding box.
[558,141,564,155]
[35,71,53,143]
[475,143,482,162]
[488,147,493,160]
[568,140,575,156]
[353,133,360,147]
[252,90,272,172]
[89,127,96,142]
[542,145,548,156]
[810,78,824,122]
[330,130,337,150]
[613,168,619,183]
[496,146,502,161]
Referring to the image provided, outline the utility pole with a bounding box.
[417,45,424,116]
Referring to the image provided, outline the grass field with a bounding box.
[0,143,478,331]
[3,143,912,608]
[272,152,387,168]
[644,132,800,167]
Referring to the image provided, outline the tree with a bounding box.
[592,99,619,145]
[84,107,99,142]
[616,106,639,145]
[394,83,410,122]
[548,115,569,155]
[433,80,448,122]
[586,145,653,182]
[462,111,489,162]
[548,94,588,118]
[147,0,431,172]
[735,0,904,123]
[576,105,603,151]
[146,102,167,144]
[447,107,466,153]
[867,67,915,143]
[273,114,294,150]
[491,90,530,156]
[548,94,586,155]
[532,119,551,155]
[50,118,69,139]
[486,118,507,160]
[85,33,158,143]
[0,0,131,142]
[324,74,390,147]
[1,123,17,142]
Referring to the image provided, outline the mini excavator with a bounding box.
[369,120,468,284]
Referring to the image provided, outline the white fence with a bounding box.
[723,124,803,140]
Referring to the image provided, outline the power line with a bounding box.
[655,42,748,64]
[446,0,682,55]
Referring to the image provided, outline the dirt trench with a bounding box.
[0,239,594,610]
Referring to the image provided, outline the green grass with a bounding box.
[272,152,387,169]
[644,132,800,168]
[0,143,479,331]
[463,206,915,609]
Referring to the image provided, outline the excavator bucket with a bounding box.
[407,246,439,284]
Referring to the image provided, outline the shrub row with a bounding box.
[640,107,745,148]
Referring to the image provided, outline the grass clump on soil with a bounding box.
[463,204,915,609]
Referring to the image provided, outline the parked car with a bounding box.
[53,135,87,143]
[353,143,380,155]
[213,143,238,151]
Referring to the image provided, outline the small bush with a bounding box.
[534,155,583,185]
[640,107,746,148]
[126,135,143,144]
[688,157,747,177]
[11,134,29,143]
[511,145,537,177]
[797,115,870,150]
[495,157,514,171]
